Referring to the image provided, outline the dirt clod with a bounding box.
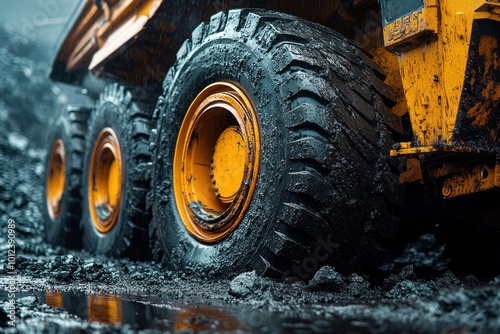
[346,273,370,297]
[307,266,345,292]
[229,271,273,301]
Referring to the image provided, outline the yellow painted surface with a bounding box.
[385,0,500,148]
[383,4,439,51]
[372,47,409,117]
[173,82,260,243]
[88,128,123,234]
[59,0,163,72]
[211,126,247,204]
[46,139,66,220]
[467,34,500,129]
[390,145,436,157]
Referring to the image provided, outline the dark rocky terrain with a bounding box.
[1,24,500,333]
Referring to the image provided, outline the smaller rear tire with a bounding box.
[43,106,90,248]
[81,84,152,259]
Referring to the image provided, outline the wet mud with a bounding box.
[1,24,500,334]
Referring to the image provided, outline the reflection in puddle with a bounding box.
[46,292,123,326]
[44,291,257,332]
[2,290,389,333]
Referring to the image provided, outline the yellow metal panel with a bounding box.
[89,0,163,71]
[383,5,438,51]
[389,1,477,146]
[390,144,436,157]
[387,0,500,149]
[441,165,495,198]
[475,1,500,20]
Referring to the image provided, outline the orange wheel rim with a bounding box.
[173,82,261,243]
[88,128,123,233]
[46,139,66,219]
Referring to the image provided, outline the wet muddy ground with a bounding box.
[1,25,500,334]
[1,136,500,333]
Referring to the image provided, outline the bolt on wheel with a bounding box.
[173,82,261,242]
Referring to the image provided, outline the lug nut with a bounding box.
[442,184,453,197]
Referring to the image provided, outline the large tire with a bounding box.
[151,9,402,279]
[82,84,152,259]
[43,106,90,248]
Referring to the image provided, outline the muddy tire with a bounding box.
[151,9,402,278]
[43,106,90,248]
[82,84,152,259]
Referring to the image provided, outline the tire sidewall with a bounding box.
[155,37,288,273]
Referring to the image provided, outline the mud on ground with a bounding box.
[1,25,500,334]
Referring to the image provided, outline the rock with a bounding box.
[18,296,38,306]
[347,273,370,297]
[383,265,417,290]
[490,276,500,285]
[307,266,345,292]
[8,132,28,151]
[13,194,28,209]
[381,234,450,273]
[386,279,434,299]
[229,271,271,300]
[48,255,85,282]
[464,274,479,288]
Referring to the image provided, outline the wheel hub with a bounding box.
[173,82,260,243]
[46,139,66,219]
[88,128,123,233]
[211,126,247,204]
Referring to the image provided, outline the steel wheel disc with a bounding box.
[173,82,261,242]
[46,139,66,219]
[88,128,123,234]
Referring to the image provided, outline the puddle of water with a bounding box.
[1,291,385,333]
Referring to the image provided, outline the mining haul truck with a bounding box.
[44,0,500,279]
